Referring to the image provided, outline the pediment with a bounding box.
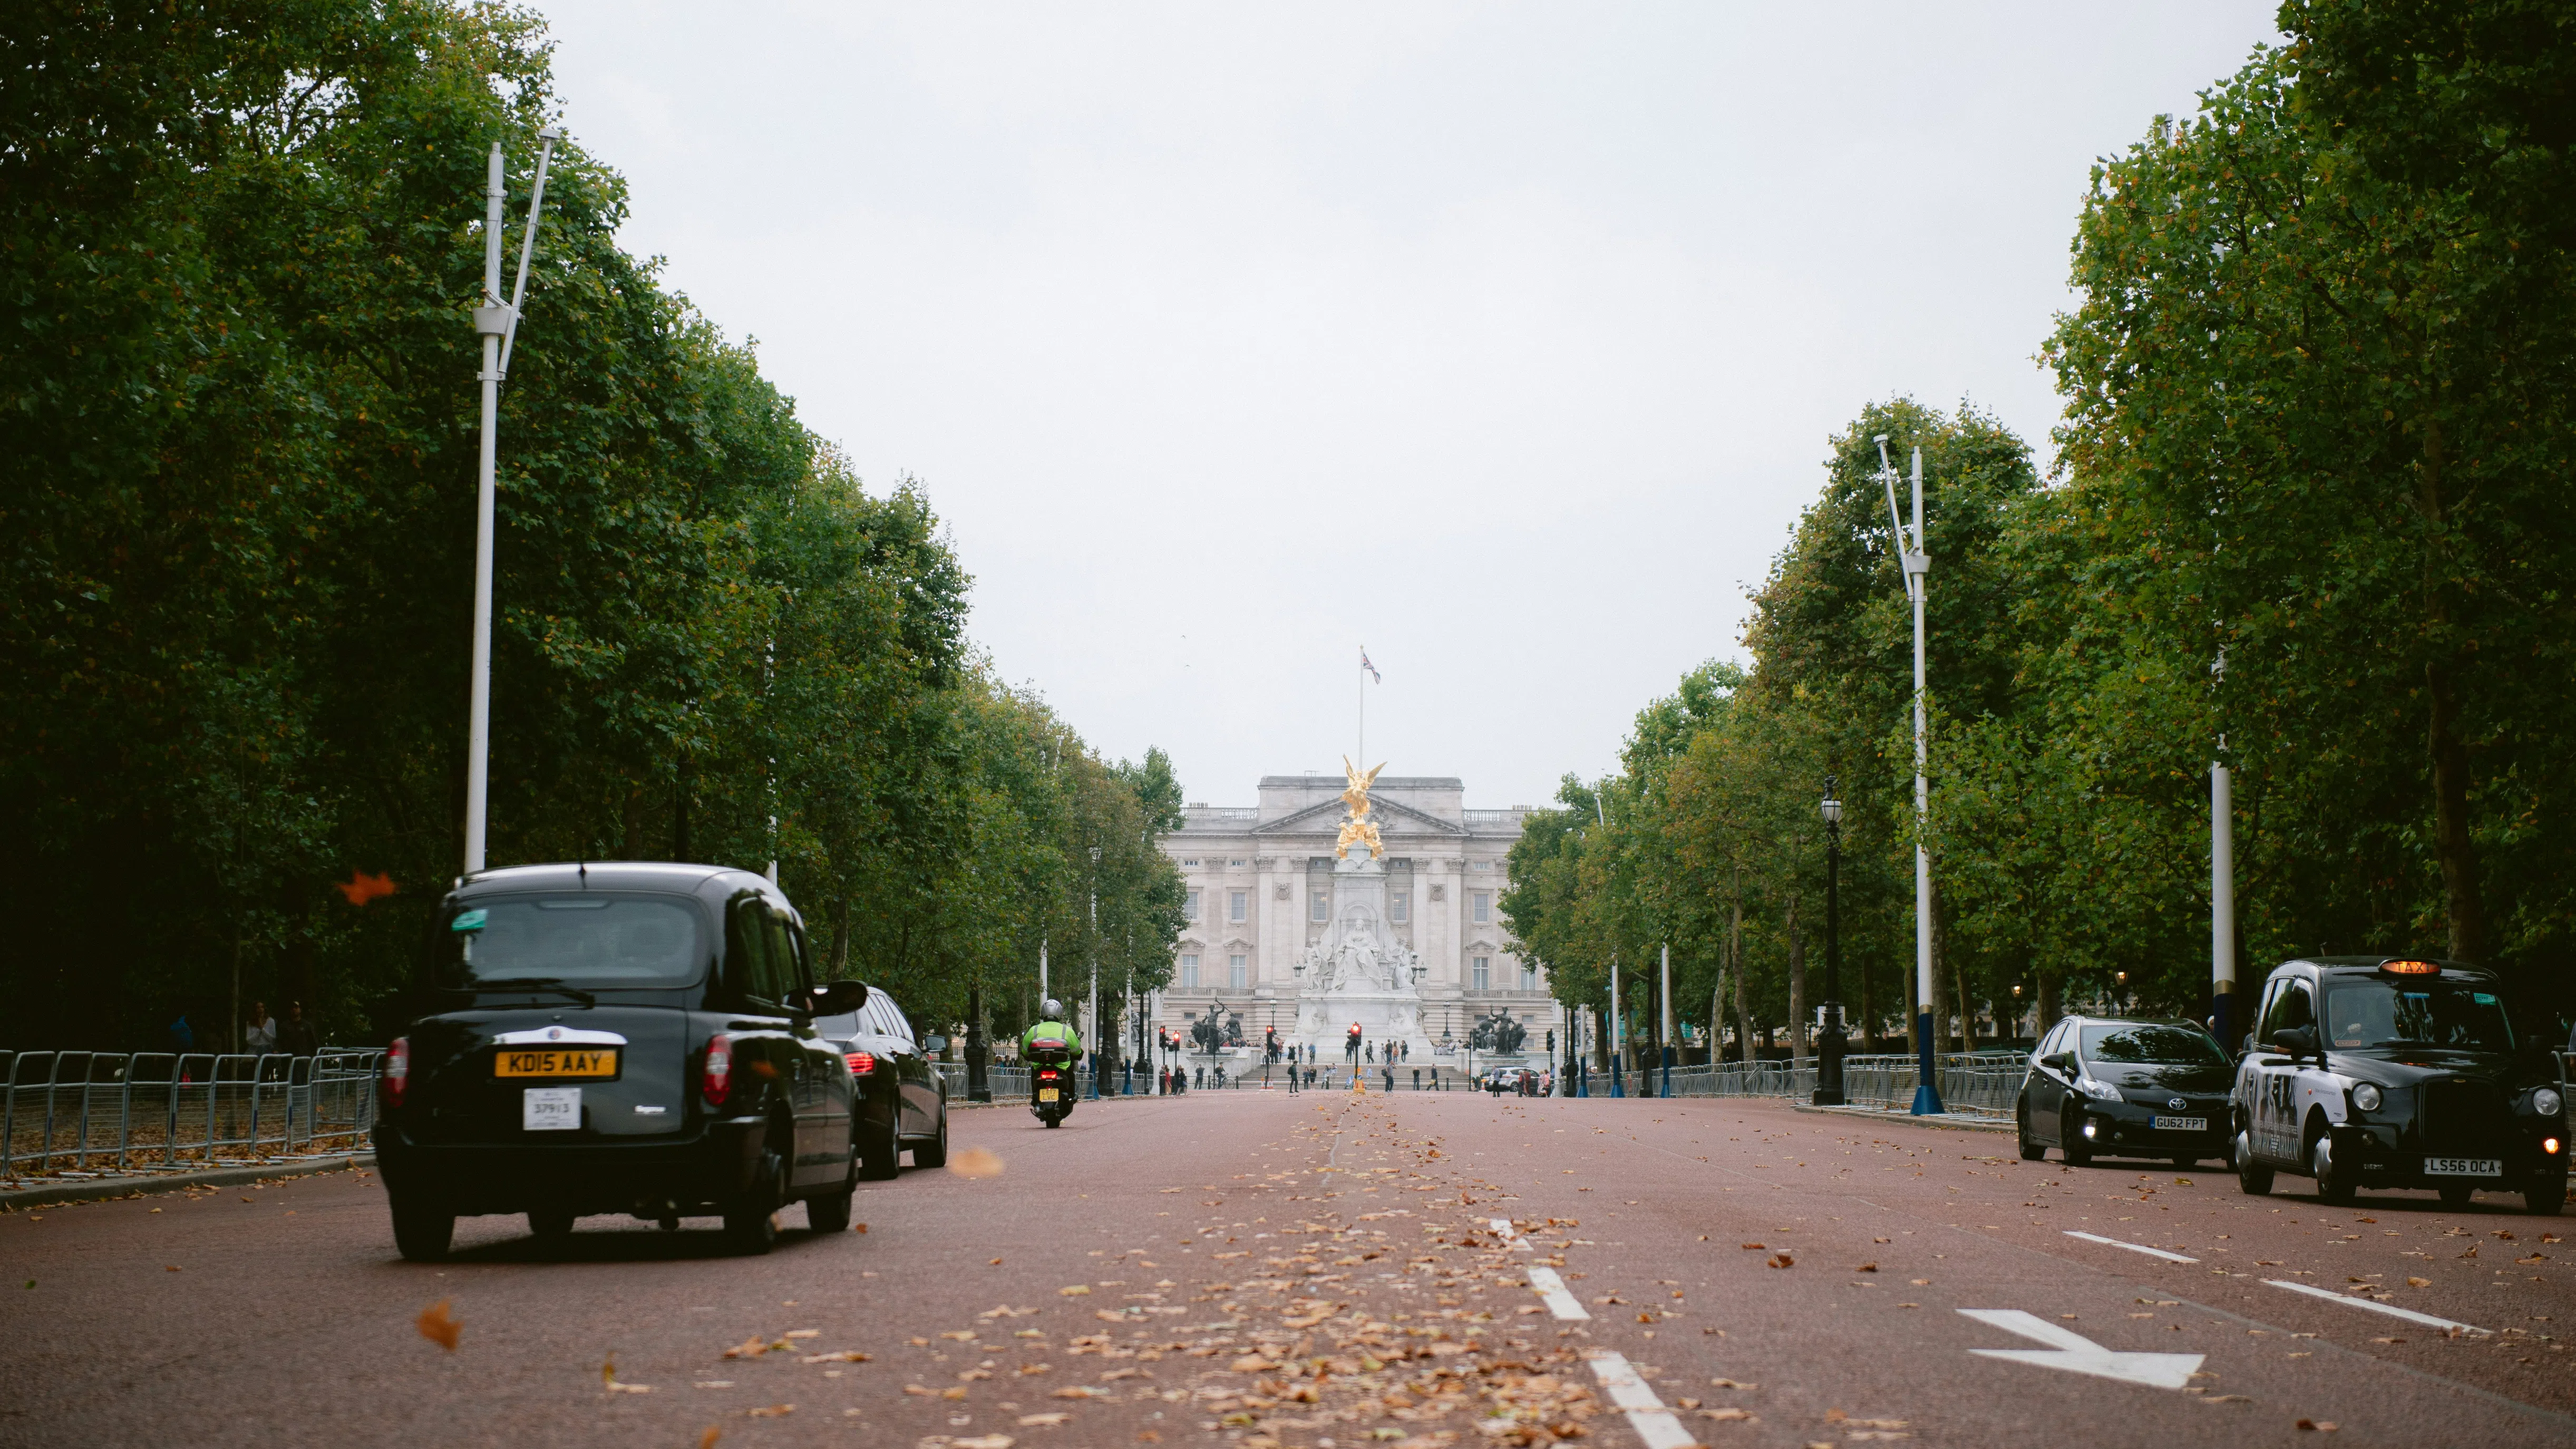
[1252,794,1465,837]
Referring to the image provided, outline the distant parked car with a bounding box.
[809,987,947,1176]
[2018,1016,2233,1168]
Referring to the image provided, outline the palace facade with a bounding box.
[1150,774,1552,1054]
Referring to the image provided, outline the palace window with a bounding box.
[1472,891,1491,923]
[1229,889,1247,923]
[1182,859,1200,867]
[1228,859,1246,867]
[1311,890,1328,923]
[1229,953,1247,989]
[1391,891,1408,923]
[1521,960,1538,990]
[1181,953,1201,989]
[1184,890,1201,922]
[1472,955,1491,989]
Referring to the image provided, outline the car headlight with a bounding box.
[2077,1076,2123,1102]
[2536,1087,2564,1118]
[2350,1082,2382,1113]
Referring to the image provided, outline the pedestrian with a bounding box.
[1411,1066,1421,1091]
[1383,1063,1394,1093]
[244,1000,277,1056]
[279,1001,319,1058]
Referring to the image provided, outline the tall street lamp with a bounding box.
[462,124,562,874]
[1087,845,1102,1101]
[1876,436,1944,1115]
[1812,779,1848,1105]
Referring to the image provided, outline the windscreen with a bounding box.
[443,895,706,988]
[2079,1023,2227,1066]
[2324,979,2513,1052]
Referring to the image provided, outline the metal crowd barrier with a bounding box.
[1656,1051,2027,1118]
[1,1048,383,1181]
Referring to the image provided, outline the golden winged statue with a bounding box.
[1334,756,1387,860]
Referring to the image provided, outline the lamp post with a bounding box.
[1812,780,1848,1105]
[1609,955,1624,1098]
[1659,943,1675,1100]
[1087,845,1101,1101]
[1877,436,1943,1115]
[462,124,562,875]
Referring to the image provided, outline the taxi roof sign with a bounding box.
[2379,958,2442,975]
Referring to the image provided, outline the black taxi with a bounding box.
[2233,956,2568,1214]
[374,862,866,1260]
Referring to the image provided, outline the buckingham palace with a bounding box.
[1148,773,1552,1057]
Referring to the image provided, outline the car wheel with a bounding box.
[391,1196,455,1263]
[724,1143,785,1256]
[806,1187,854,1233]
[2236,1133,2273,1196]
[2524,1175,2567,1217]
[2311,1135,2356,1205]
[913,1111,949,1170]
[2016,1099,2047,1161]
[858,1107,902,1181]
[528,1209,575,1242]
[2439,1182,2475,1209]
[2060,1106,2092,1166]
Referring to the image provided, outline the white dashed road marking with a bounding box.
[1585,1350,1697,1449]
[2264,1279,2491,1335]
[2063,1230,2199,1263]
[1524,1265,1589,1319]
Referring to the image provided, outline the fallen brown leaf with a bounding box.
[949,1146,1006,1180]
[416,1300,461,1351]
[2407,1277,2431,1288]
[697,1429,720,1449]
[801,1350,869,1364]
[1018,1412,1072,1426]
[2295,1420,2337,1433]
[746,1404,793,1417]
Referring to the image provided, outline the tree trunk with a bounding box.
[672,753,693,863]
[2037,970,2061,1041]
[1858,941,1876,1052]
[1786,892,1807,1071]
[1732,888,1753,1066]
[831,894,852,975]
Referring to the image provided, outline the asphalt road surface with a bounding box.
[3,1091,2570,1449]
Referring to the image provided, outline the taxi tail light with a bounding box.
[384,1036,410,1106]
[703,1033,734,1109]
[2548,1137,2563,1156]
[844,1051,877,1076]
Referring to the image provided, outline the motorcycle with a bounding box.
[1029,1040,1076,1127]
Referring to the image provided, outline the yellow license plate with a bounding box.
[1037,1087,1059,1102]
[496,1048,619,1078]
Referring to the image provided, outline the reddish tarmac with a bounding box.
[2,1090,2570,1449]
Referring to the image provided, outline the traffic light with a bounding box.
[1545,1029,1556,1052]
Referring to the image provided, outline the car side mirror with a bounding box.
[2274,1025,2317,1061]
[790,979,869,1017]
[2040,1052,2073,1074]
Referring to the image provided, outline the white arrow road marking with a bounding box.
[1490,1216,1533,1250]
[1585,1350,1698,1449]
[1524,1265,1589,1319]
[2264,1279,2490,1335]
[1958,1309,2205,1389]
[2065,1230,2200,1263]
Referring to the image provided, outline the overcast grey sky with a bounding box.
[529,2,2284,809]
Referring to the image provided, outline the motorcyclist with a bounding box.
[1023,999,1084,1115]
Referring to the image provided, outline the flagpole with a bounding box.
[1358,644,1366,766]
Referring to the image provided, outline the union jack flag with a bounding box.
[1360,648,1381,684]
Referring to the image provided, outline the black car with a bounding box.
[2018,1016,2234,1167]
[810,988,947,1176]
[374,862,864,1261]
[2233,956,2568,1214]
